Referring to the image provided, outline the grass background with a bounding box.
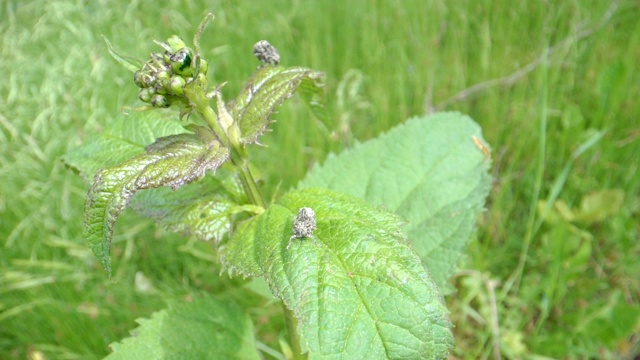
[1,0,638,359]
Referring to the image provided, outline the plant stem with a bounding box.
[191,83,305,357]
[233,150,266,208]
[191,88,266,208]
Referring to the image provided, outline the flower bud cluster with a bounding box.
[133,35,208,108]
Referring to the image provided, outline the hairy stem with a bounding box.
[233,150,266,208]
[191,81,305,357]
[190,88,266,208]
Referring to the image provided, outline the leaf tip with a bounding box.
[103,35,141,73]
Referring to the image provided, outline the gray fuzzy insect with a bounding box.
[288,207,317,249]
[253,40,281,66]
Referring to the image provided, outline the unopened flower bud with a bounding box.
[150,94,170,108]
[196,72,207,85]
[162,52,172,65]
[166,35,188,53]
[134,71,145,88]
[169,75,186,95]
[136,71,154,88]
[150,52,164,63]
[131,34,212,107]
[138,88,153,102]
[199,59,208,75]
[156,69,171,81]
[153,81,167,95]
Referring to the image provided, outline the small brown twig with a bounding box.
[426,1,619,113]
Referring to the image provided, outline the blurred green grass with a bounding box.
[1,0,638,359]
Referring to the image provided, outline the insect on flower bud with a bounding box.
[253,40,280,65]
[170,48,194,76]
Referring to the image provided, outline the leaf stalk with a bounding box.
[189,84,267,209]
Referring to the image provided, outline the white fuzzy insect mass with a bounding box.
[288,207,317,249]
[253,40,281,66]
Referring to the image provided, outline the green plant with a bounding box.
[64,14,491,359]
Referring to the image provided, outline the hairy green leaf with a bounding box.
[130,168,257,245]
[297,72,329,125]
[221,188,453,359]
[229,65,324,144]
[106,294,259,360]
[299,112,492,292]
[85,132,229,276]
[63,111,188,181]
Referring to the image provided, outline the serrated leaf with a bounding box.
[229,65,324,144]
[221,188,453,359]
[63,111,189,181]
[103,35,142,73]
[298,112,492,292]
[129,169,253,245]
[106,295,260,360]
[297,72,329,125]
[85,132,229,276]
